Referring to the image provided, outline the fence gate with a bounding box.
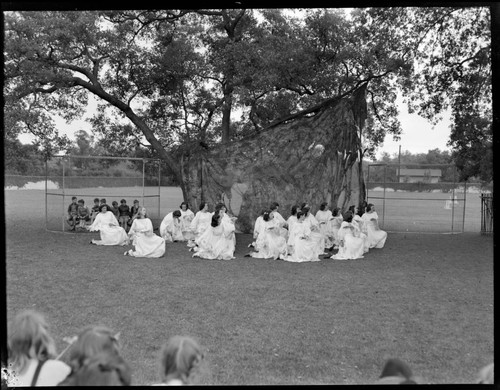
[480,193,493,235]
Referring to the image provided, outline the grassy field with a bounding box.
[4,187,494,385]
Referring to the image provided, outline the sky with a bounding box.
[18,92,453,160]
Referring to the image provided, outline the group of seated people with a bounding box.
[77,198,389,262]
[243,201,388,262]
[66,197,141,232]
[6,309,494,386]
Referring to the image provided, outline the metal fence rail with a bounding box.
[481,193,493,235]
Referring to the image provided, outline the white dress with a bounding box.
[353,214,370,253]
[88,211,129,246]
[331,221,365,260]
[271,211,289,240]
[283,222,321,263]
[193,219,235,260]
[361,211,387,248]
[286,215,299,253]
[127,218,165,258]
[315,209,335,249]
[6,358,71,387]
[159,212,184,242]
[303,213,325,256]
[250,215,264,247]
[330,215,344,246]
[179,209,195,241]
[189,211,213,242]
[250,219,288,260]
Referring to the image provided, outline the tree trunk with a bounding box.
[181,87,368,233]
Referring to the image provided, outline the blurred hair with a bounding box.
[300,202,308,210]
[100,198,106,203]
[348,205,356,214]
[290,205,299,216]
[263,211,271,222]
[366,203,374,212]
[296,211,305,219]
[180,202,189,210]
[72,196,77,200]
[332,207,341,217]
[319,202,328,211]
[302,206,310,216]
[343,210,353,223]
[94,198,100,203]
[380,358,413,379]
[270,202,279,210]
[68,325,120,371]
[99,204,109,212]
[120,199,127,204]
[173,210,182,218]
[199,202,206,211]
[477,363,494,384]
[8,310,57,374]
[211,213,221,228]
[133,199,139,204]
[68,352,132,386]
[78,199,85,205]
[159,336,203,385]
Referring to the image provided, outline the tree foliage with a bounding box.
[3,7,492,186]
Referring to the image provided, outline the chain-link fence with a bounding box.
[366,163,490,233]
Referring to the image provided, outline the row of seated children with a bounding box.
[5,310,204,386]
[5,309,494,385]
[66,197,141,232]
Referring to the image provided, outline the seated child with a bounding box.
[118,199,130,231]
[110,201,119,219]
[90,198,100,223]
[128,199,140,228]
[76,199,91,229]
[66,196,79,231]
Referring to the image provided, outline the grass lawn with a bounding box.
[4,188,494,385]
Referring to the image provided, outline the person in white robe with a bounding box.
[192,211,235,260]
[361,203,387,249]
[302,206,326,256]
[179,202,195,242]
[270,202,288,240]
[188,202,213,248]
[249,209,266,248]
[329,207,344,249]
[330,211,365,260]
[215,203,237,246]
[283,211,321,263]
[349,205,370,253]
[315,202,335,251]
[87,204,129,246]
[286,205,300,254]
[247,211,287,260]
[125,207,165,257]
[160,210,184,243]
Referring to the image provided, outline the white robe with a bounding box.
[331,221,365,260]
[88,211,129,246]
[303,213,325,256]
[189,211,213,241]
[193,219,235,260]
[250,219,288,260]
[361,211,387,248]
[330,215,344,246]
[159,212,184,242]
[179,209,195,240]
[286,215,299,253]
[127,218,165,258]
[271,210,289,240]
[283,222,321,263]
[315,209,335,249]
[353,214,370,253]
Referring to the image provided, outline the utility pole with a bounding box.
[398,144,401,182]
